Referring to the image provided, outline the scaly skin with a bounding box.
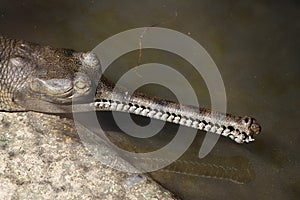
[0,35,100,112]
[0,35,261,144]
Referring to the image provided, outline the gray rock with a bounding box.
[0,112,177,200]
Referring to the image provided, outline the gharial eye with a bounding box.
[75,81,88,89]
[73,72,92,95]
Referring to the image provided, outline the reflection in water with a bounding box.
[96,112,258,195]
[101,119,255,184]
[77,110,255,187]
[0,0,299,199]
[160,156,254,184]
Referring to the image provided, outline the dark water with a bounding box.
[0,0,299,199]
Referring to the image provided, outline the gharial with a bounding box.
[0,35,261,144]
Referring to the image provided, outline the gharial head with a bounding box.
[0,36,102,113]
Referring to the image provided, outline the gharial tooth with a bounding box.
[129,106,137,112]
[167,115,174,122]
[210,126,217,132]
[95,102,103,107]
[147,110,156,118]
[134,107,143,114]
[174,116,180,123]
[199,122,205,130]
[240,134,246,140]
[245,136,255,143]
[192,121,199,128]
[186,119,192,126]
[154,112,162,119]
[179,117,186,125]
[104,102,110,108]
[110,102,117,110]
[204,124,212,131]
[123,105,130,111]
[141,109,150,116]
[222,129,230,136]
[116,103,123,111]
[216,127,223,135]
[161,113,169,121]
[232,130,240,137]
[236,133,245,141]
[234,137,243,144]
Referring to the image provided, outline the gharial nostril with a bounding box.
[251,123,262,134]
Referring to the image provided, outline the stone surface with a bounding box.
[0,112,176,200]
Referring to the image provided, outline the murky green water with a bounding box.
[1,0,299,199]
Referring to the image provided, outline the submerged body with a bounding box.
[0,35,261,144]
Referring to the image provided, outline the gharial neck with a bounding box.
[93,76,261,144]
